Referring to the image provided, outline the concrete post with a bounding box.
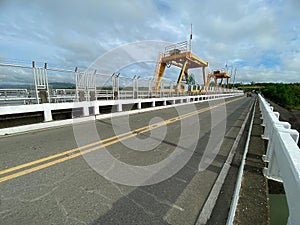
[43,109,52,122]
[83,106,89,116]
[117,104,122,112]
[94,105,99,115]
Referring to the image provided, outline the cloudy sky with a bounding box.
[0,0,299,85]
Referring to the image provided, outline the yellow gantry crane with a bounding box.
[153,26,232,91]
[206,70,231,88]
[153,41,208,92]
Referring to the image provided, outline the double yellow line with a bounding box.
[0,97,244,183]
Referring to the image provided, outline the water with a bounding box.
[269,194,289,225]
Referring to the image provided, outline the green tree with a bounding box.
[261,83,300,109]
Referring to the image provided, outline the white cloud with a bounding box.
[0,0,299,85]
[282,52,300,71]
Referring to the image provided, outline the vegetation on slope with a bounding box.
[260,83,300,110]
[235,83,300,110]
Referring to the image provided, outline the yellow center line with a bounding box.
[0,132,140,183]
[0,96,244,183]
[0,124,149,175]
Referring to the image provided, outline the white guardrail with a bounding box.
[0,93,242,122]
[258,94,300,225]
[0,93,244,136]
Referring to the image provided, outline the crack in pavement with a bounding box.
[0,209,12,220]
[55,196,88,225]
[111,182,155,217]
[138,188,184,212]
[79,186,113,210]
[18,186,58,203]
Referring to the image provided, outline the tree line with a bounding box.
[236,83,300,110]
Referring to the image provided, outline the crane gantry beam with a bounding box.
[153,41,208,91]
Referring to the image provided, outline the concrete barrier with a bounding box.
[0,93,242,124]
[0,93,243,135]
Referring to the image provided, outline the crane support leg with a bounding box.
[175,60,188,90]
[184,71,189,83]
[220,78,223,86]
[154,63,166,90]
[202,67,206,87]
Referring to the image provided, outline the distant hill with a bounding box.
[0,84,32,89]
[0,82,75,89]
[48,82,75,89]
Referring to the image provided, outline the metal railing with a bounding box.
[163,41,188,57]
[0,62,243,105]
[258,94,300,225]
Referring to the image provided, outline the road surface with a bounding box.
[0,96,254,225]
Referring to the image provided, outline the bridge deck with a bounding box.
[0,96,254,225]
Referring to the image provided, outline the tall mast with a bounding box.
[189,23,192,52]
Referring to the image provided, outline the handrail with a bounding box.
[164,41,188,57]
[258,94,300,225]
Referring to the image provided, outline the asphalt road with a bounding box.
[0,96,254,225]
